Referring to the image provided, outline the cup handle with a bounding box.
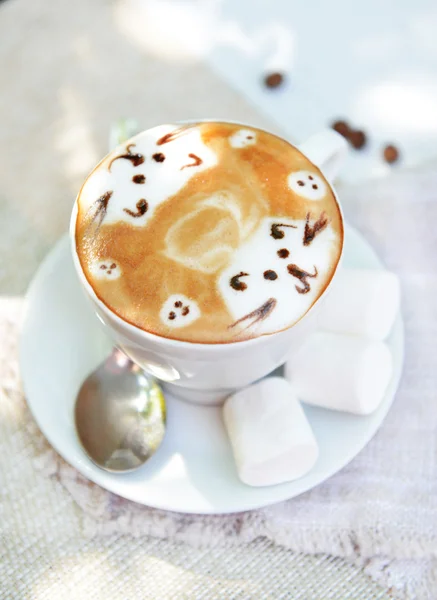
[298,130,348,182]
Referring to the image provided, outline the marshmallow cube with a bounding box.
[223,377,318,487]
[317,268,400,340]
[286,333,393,415]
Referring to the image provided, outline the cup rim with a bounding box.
[70,119,345,351]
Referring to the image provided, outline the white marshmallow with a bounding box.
[317,268,400,340]
[223,377,319,487]
[285,333,393,415]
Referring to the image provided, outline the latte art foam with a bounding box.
[75,122,343,343]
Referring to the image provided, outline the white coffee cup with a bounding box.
[70,125,346,405]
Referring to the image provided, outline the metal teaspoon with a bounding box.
[74,349,166,472]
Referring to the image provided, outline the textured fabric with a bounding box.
[2,309,391,600]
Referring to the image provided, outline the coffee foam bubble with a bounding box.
[160,294,201,328]
[288,170,327,201]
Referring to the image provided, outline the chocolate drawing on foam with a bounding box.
[287,264,318,294]
[87,190,148,231]
[156,124,196,146]
[230,272,249,291]
[303,212,329,246]
[87,190,113,232]
[89,127,203,231]
[100,262,117,275]
[84,143,146,231]
[229,298,277,331]
[264,269,278,280]
[167,300,190,322]
[132,174,146,184]
[155,126,203,171]
[108,143,145,171]
[270,223,297,240]
[180,153,202,170]
[124,199,148,218]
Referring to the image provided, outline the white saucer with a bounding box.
[20,224,404,514]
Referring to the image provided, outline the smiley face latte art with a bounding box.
[75,122,343,343]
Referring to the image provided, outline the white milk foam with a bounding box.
[229,129,257,148]
[78,124,217,228]
[90,258,122,280]
[159,294,201,329]
[218,217,337,335]
[288,170,327,201]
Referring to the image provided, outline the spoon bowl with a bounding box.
[75,349,166,472]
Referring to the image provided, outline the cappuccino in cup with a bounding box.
[74,122,343,344]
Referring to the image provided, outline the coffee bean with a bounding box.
[277,248,289,259]
[153,153,165,163]
[383,144,399,164]
[349,130,367,150]
[331,120,350,138]
[331,121,367,150]
[264,72,284,89]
